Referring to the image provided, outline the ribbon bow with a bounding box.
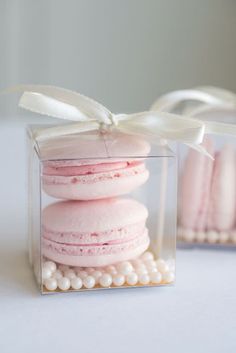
[151,86,236,137]
[5,84,214,155]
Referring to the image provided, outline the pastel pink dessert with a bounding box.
[207,145,236,231]
[41,133,150,200]
[180,138,236,232]
[179,138,214,231]
[42,198,150,267]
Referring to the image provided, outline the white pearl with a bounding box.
[64,269,76,279]
[42,267,52,280]
[83,276,96,289]
[71,277,83,290]
[135,263,146,271]
[163,271,175,283]
[112,274,125,287]
[126,273,138,286]
[136,267,148,275]
[138,273,150,285]
[44,278,58,291]
[92,270,103,284]
[196,231,206,243]
[219,231,229,243]
[207,231,219,243]
[43,261,57,272]
[166,259,175,272]
[52,270,63,280]
[148,267,158,274]
[183,229,195,242]
[58,277,71,291]
[141,251,154,261]
[99,273,112,287]
[78,270,88,279]
[117,261,133,275]
[144,260,156,269]
[105,265,117,275]
[150,272,162,284]
[156,259,169,274]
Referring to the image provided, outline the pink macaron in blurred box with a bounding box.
[152,86,236,247]
[20,84,187,294]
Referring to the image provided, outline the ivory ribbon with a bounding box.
[151,86,236,136]
[4,84,217,156]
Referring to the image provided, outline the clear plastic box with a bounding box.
[178,108,236,247]
[28,126,176,293]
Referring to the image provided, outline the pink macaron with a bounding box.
[41,132,150,200]
[42,198,150,267]
[207,144,236,231]
[179,138,214,231]
[180,138,236,232]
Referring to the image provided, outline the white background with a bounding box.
[1,1,236,352]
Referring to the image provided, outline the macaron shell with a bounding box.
[41,132,150,200]
[207,145,236,231]
[39,131,151,161]
[42,198,148,233]
[42,199,149,267]
[179,138,214,231]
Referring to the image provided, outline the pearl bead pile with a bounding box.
[178,227,236,245]
[42,252,175,292]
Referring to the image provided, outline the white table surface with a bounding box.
[0,124,236,353]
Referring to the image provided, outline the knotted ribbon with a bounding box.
[4,84,217,156]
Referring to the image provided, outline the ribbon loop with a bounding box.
[151,87,236,113]
[7,84,113,124]
[151,86,236,143]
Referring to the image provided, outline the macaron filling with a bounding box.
[43,161,141,176]
[42,161,148,185]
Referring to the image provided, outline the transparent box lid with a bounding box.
[27,125,175,161]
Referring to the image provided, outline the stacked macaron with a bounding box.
[41,133,150,200]
[179,137,236,244]
[42,198,149,267]
[42,133,151,269]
